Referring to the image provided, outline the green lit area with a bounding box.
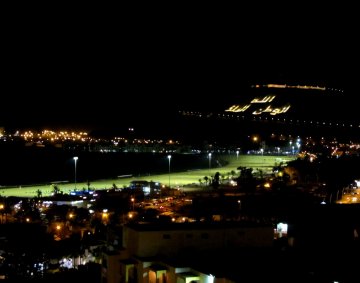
[0,155,294,198]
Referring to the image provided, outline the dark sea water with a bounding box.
[0,144,212,187]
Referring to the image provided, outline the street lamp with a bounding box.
[208,153,212,173]
[167,155,171,189]
[131,197,135,211]
[73,156,78,190]
[236,150,239,160]
[296,139,301,153]
[237,199,241,210]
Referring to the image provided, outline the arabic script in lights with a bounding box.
[252,105,291,115]
[225,104,250,112]
[250,95,276,103]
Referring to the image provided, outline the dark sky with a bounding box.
[1,10,354,133]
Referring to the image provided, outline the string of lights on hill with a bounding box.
[180,83,359,138]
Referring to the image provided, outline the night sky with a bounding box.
[1,11,354,133]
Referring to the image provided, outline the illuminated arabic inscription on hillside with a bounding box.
[251,95,276,103]
[225,104,250,112]
[225,95,291,116]
[252,105,291,115]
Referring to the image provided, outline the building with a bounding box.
[129,180,161,197]
[101,222,274,283]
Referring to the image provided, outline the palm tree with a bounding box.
[212,172,220,189]
[52,184,61,195]
[36,189,42,198]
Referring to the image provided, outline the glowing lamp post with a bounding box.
[167,155,172,189]
[208,153,212,173]
[236,150,239,160]
[73,156,78,190]
[131,197,135,211]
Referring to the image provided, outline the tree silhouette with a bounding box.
[236,167,256,193]
[52,184,61,195]
[212,172,220,190]
[36,189,42,198]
